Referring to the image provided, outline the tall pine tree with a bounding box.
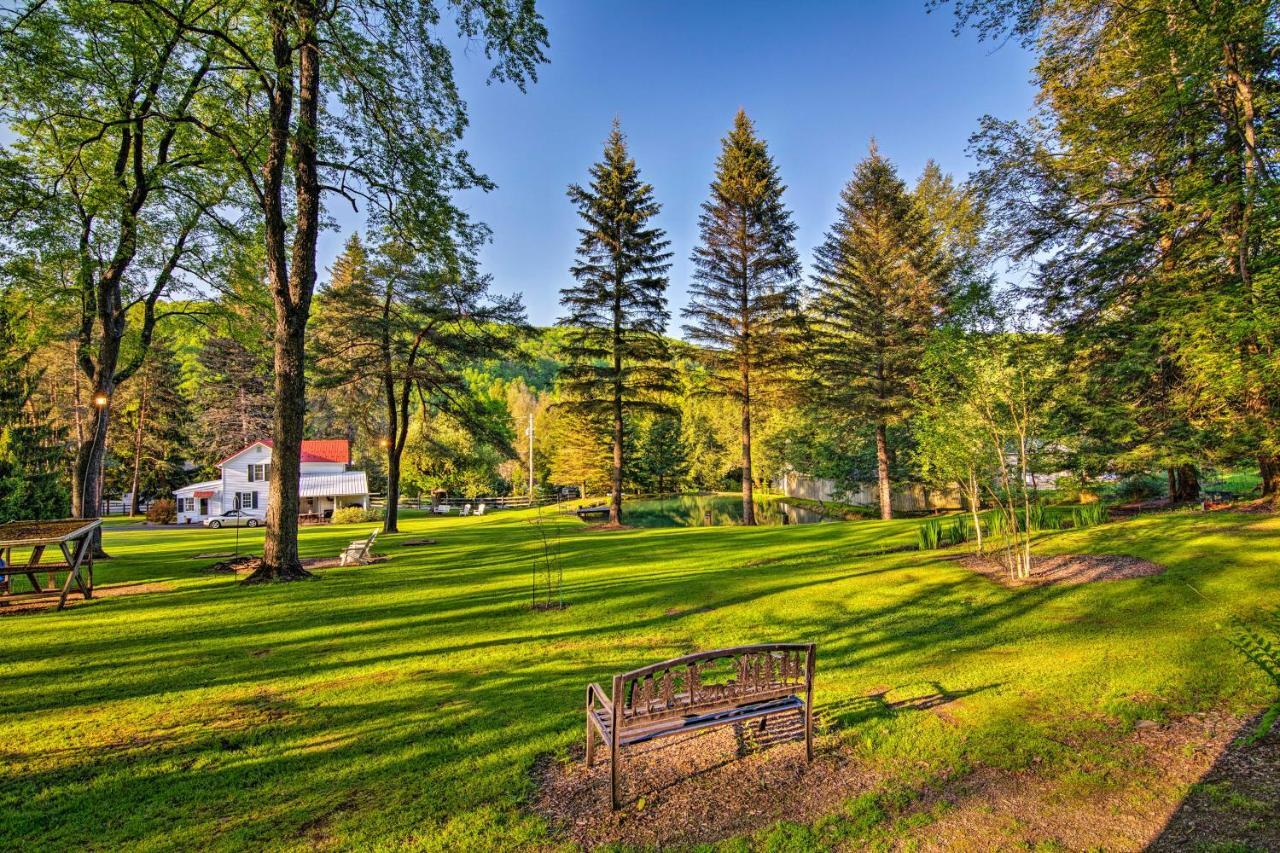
[108,336,191,514]
[809,145,949,519]
[194,334,274,469]
[683,110,800,525]
[557,122,674,525]
[0,295,68,523]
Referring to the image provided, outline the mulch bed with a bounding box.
[203,555,386,574]
[534,706,1278,850]
[534,712,881,848]
[958,553,1166,586]
[0,581,173,616]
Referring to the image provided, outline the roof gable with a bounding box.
[219,439,351,467]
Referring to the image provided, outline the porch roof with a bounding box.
[298,471,369,498]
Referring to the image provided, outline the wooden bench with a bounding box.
[586,643,815,808]
[339,529,378,566]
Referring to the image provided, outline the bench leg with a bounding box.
[610,739,620,810]
[584,689,595,768]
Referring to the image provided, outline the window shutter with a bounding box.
[252,492,259,509]
[265,463,271,483]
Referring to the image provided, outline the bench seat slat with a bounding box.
[593,695,803,746]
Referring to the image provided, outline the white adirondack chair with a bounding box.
[340,529,379,566]
[475,502,486,516]
[461,503,472,516]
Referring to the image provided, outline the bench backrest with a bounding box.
[613,643,814,726]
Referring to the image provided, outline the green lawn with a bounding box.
[2,507,1276,850]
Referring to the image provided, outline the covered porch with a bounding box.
[297,472,369,522]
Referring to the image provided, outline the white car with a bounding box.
[204,510,260,529]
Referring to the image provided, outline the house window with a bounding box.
[236,491,259,510]
[181,497,194,512]
[247,463,270,483]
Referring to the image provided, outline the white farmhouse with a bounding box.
[174,439,369,525]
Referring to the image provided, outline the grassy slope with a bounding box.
[1,509,1277,850]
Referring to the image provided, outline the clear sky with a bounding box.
[321,0,1036,333]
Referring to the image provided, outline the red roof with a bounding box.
[219,439,351,466]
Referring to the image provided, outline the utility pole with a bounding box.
[526,413,535,505]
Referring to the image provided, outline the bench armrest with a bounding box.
[587,682,612,712]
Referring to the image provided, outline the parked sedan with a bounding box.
[204,510,260,529]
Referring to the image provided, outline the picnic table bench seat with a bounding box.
[0,518,101,611]
[586,643,815,808]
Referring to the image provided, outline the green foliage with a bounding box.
[331,507,384,525]
[917,518,943,551]
[0,296,67,523]
[557,123,675,518]
[682,110,801,427]
[1071,502,1107,530]
[1228,611,1280,745]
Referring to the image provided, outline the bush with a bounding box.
[1113,474,1164,502]
[147,498,176,524]
[917,518,943,551]
[331,506,382,525]
[1072,502,1108,529]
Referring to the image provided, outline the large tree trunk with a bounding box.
[874,421,892,521]
[129,375,148,516]
[610,384,623,526]
[1260,455,1280,497]
[248,0,320,583]
[741,366,755,526]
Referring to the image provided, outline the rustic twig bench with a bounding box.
[586,643,815,808]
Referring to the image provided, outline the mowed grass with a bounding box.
[2,507,1277,850]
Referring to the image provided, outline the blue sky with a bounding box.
[322,0,1036,331]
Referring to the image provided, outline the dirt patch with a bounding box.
[958,553,1166,586]
[1151,716,1280,851]
[0,581,173,616]
[534,713,879,849]
[905,711,1279,852]
[535,708,1278,850]
[203,555,386,574]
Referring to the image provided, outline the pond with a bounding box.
[613,494,829,528]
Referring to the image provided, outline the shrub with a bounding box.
[1113,474,1164,502]
[146,498,176,524]
[1072,502,1108,529]
[917,518,942,551]
[331,507,383,525]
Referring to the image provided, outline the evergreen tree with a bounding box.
[809,145,950,520]
[194,335,274,469]
[557,122,674,525]
[683,110,800,525]
[633,413,688,495]
[108,336,191,514]
[0,296,68,523]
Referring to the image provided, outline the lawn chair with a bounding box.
[475,502,486,516]
[461,503,472,516]
[339,529,379,566]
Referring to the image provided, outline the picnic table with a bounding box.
[0,518,102,611]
